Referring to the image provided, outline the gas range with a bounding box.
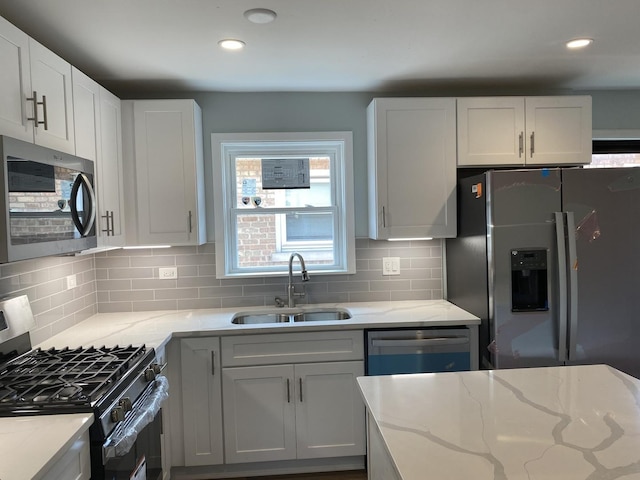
[0,295,166,479]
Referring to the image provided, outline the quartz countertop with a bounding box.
[3,299,477,478]
[357,364,640,480]
[0,413,93,480]
[34,299,479,351]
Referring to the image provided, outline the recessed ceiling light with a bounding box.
[566,38,593,49]
[218,39,246,50]
[244,8,277,24]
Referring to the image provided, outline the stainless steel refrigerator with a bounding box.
[446,167,640,377]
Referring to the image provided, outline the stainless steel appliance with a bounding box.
[446,167,640,377]
[365,328,477,375]
[0,135,97,263]
[0,295,167,479]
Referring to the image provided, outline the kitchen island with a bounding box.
[357,364,640,480]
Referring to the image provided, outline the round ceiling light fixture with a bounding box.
[218,39,246,50]
[566,38,593,49]
[244,8,277,24]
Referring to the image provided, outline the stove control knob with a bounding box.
[111,406,125,423]
[144,367,157,382]
[119,397,133,412]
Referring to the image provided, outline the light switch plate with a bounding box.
[65,274,77,290]
[382,257,401,276]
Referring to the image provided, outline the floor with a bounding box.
[220,471,367,480]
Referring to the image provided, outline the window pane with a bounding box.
[235,157,331,208]
[236,212,334,269]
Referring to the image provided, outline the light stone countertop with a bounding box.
[3,299,478,478]
[357,364,640,480]
[34,299,480,351]
[0,413,93,480]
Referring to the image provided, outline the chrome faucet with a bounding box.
[287,252,310,307]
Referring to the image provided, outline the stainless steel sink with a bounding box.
[231,308,351,325]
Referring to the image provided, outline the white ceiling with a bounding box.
[1,0,640,94]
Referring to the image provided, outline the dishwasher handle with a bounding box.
[371,336,469,348]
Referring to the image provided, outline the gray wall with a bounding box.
[2,89,640,342]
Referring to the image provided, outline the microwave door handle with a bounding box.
[554,212,568,364]
[70,173,97,237]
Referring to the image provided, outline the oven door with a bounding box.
[93,376,168,480]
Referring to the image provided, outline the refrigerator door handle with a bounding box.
[565,211,579,361]
[554,212,568,363]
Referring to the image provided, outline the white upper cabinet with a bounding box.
[367,97,457,240]
[123,99,206,246]
[71,67,100,162]
[97,87,125,246]
[71,68,125,249]
[457,96,592,167]
[0,16,32,141]
[0,16,75,153]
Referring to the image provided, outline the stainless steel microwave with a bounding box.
[0,135,97,263]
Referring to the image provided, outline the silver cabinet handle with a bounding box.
[371,337,469,348]
[26,91,48,130]
[211,351,216,376]
[41,94,48,130]
[382,206,386,228]
[299,378,303,402]
[188,210,193,233]
[518,132,524,158]
[530,131,535,157]
[101,211,115,236]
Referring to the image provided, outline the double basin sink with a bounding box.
[232,308,352,325]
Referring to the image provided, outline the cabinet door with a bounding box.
[180,337,224,466]
[0,16,32,142]
[132,99,205,245]
[222,364,297,464]
[457,97,526,166]
[98,87,125,246]
[71,67,100,162]
[295,361,365,459]
[524,96,592,165]
[368,97,457,239]
[29,38,75,153]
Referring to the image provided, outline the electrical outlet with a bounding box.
[382,257,401,276]
[65,274,77,290]
[159,267,178,279]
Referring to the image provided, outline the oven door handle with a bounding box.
[103,376,169,462]
[370,337,470,348]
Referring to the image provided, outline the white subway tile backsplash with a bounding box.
[94,240,444,313]
[0,239,444,344]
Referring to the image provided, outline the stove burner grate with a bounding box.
[0,345,147,410]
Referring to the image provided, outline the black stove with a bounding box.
[0,344,152,415]
[0,295,166,480]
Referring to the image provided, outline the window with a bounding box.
[212,132,355,278]
[590,139,640,168]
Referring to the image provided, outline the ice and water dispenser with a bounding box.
[510,249,549,312]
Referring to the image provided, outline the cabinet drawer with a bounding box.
[221,330,364,366]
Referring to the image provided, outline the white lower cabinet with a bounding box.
[180,337,224,466]
[221,330,366,466]
[222,361,365,464]
[41,429,90,480]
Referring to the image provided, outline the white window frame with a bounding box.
[211,132,355,278]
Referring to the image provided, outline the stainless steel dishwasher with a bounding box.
[365,328,478,375]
